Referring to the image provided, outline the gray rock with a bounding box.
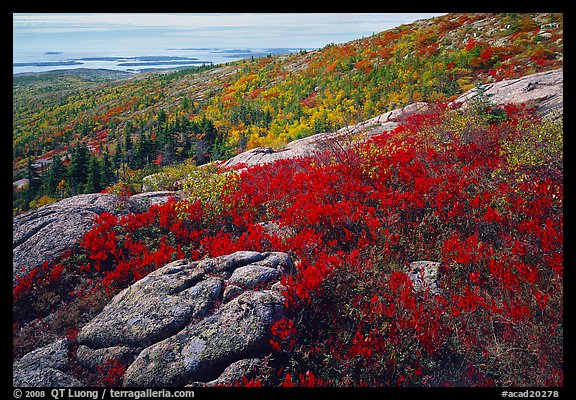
[14,339,70,372]
[253,251,295,274]
[71,251,293,387]
[205,357,267,387]
[196,251,267,275]
[222,284,244,303]
[123,290,284,387]
[13,339,82,387]
[14,251,293,387]
[12,191,182,288]
[13,178,29,190]
[222,251,294,294]
[76,344,140,371]
[13,368,83,387]
[406,261,442,295]
[454,68,563,118]
[270,281,286,293]
[12,193,136,287]
[228,265,282,289]
[129,190,182,209]
[77,260,222,348]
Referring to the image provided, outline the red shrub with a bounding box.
[15,102,561,387]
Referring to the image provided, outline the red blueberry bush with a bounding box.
[13,101,562,387]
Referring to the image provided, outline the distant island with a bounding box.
[73,55,200,62]
[14,48,311,75]
[118,60,212,67]
[13,60,83,67]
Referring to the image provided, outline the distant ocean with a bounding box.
[12,47,311,75]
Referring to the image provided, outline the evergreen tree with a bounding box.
[20,187,32,212]
[161,140,175,166]
[86,155,103,193]
[124,123,133,152]
[68,143,89,194]
[188,139,210,165]
[198,116,219,149]
[25,158,41,204]
[124,121,134,168]
[157,123,176,166]
[47,155,65,197]
[135,130,154,168]
[211,136,232,162]
[157,109,167,127]
[113,141,123,172]
[26,159,38,190]
[101,150,115,185]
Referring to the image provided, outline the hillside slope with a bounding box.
[13,13,563,214]
[13,12,563,389]
[222,68,562,170]
[13,68,563,387]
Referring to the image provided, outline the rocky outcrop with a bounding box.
[12,339,82,387]
[223,68,563,170]
[13,193,130,287]
[12,191,181,287]
[141,173,184,192]
[129,190,183,208]
[70,251,292,387]
[14,251,293,387]
[196,357,270,387]
[76,261,223,349]
[123,289,284,386]
[13,253,449,387]
[223,102,430,169]
[405,261,442,295]
[454,68,563,119]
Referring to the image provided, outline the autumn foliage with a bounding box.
[14,13,563,200]
[13,101,563,387]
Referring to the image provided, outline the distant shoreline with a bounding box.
[13,47,313,75]
[13,61,84,67]
[12,68,133,78]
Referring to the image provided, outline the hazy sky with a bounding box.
[13,13,446,54]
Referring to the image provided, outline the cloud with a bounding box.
[14,13,444,32]
[13,13,446,50]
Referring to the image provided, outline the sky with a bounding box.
[13,13,446,55]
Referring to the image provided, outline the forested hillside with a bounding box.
[12,12,563,389]
[13,12,562,214]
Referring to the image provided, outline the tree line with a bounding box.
[13,115,226,214]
